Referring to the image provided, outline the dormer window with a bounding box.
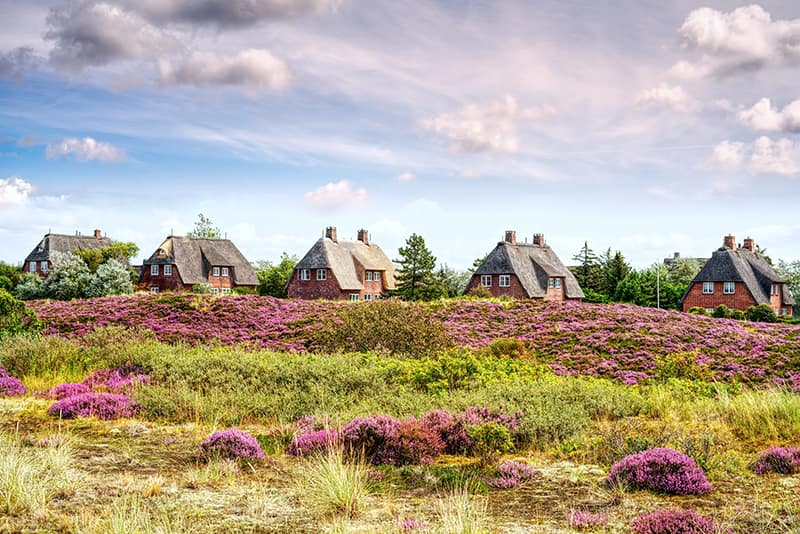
[150,265,159,276]
[212,267,220,276]
[221,267,229,277]
[771,284,779,296]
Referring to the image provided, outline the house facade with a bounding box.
[287,227,396,301]
[23,229,114,278]
[466,231,584,301]
[681,235,794,317]
[139,236,258,294]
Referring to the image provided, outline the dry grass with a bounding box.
[300,448,372,519]
[434,481,489,534]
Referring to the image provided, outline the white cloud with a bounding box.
[711,137,800,176]
[421,95,555,154]
[0,177,34,206]
[635,84,699,112]
[46,137,127,162]
[158,49,290,93]
[396,172,415,183]
[738,97,800,133]
[303,179,368,210]
[671,5,800,79]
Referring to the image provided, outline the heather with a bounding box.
[605,448,713,495]
[47,392,138,420]
[0,367,26,396]
[200,428,265,463]
[630,509,725,534]
[751,446,800,475]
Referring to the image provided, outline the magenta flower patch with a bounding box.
[566,510,608,530]
[605,448,712,495]
[0,375,26,397]
[47,382,91,400]
[631,509,725,534]
[751,446,800,475]
[289,428,340,457]
[200,428,265,462]
[488,460,538,489]
[48,392,137,420]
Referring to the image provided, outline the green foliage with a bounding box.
[232,286,256,295]
[745,304,777,323]
[571,241,603,293]
[581,288,610,303]
[614,271,643,304]
[465,285,492,298]
[654,351,711,382]
[467,422,514,465]
[311,299,452,356]
[186,213,221,239]
[255,253,298,297]
[730,309,745,320]
[0,262,22,292]
[667,257,702,286]
[436,264,472,298]
[394,233,443,301]
[73,242,139,273]
[712,304,731,318]
[193,283,213,294]
[42,252,94,300]
[0,289,38,338]
[775,259,800,317]
[602,249,631,297]
[14,273,45,301]
[16,252,133,300]
[86,259,134,297]
[688,306,709,316]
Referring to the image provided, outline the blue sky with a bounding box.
[1,0,800,269]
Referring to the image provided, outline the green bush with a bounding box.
[687,307,709,316]
[467,422,514,465]
[711,304,731,318]
[745,304,777,323]
[654,351,711,382]
[0,289,38,338]
[729,309,745,320]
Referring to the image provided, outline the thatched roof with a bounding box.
[143,236,258,286]
[474,242,584,298]
[295,237,396,291]
[25,233,114,262]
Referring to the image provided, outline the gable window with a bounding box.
[212,267,220,276]
[317,269,327,281]
[164,264,172,276]
[723,282,735,294]
[499,275,511,287]
[222,288,231,295]
[481,275,492,287]
[702,282,714,294]
[40,261,48,272]
[150,264,159,276]
[349,294,359,301]
[548,278,554,288]
[150,287,159,293]
[29,261,37,272]
[555,278,562,288]
[299,268,310,281]
[221,267,229,277]
[771,284,779,296]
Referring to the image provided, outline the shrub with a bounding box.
[488,460,537,489]
[0,375,26,397]
[630,509,723,534]
[729,309,745,320]
[605,447,712,495]
[0,289,38,337]
[687,307,708,316]
[396,418,445,465]
[467,422,514,465]
[47,382,91,400]
[751,446,800,475]
[745,304,777,323]
[422,409,471,454]
[289,429,340,457]
[711,304,731,318]
[341,416,401,465]
[654,351,711,382]
[82,364,150,394]
[48,392,138,420]
[566,510,608,530]
[200,428,265,463]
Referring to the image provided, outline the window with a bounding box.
[723,282,735,294]
[164,264,172,276]
[210,287,219,295]
[29,261,36,272]
[705,308,714,314]
[548,278,554,288]
[221,267,229,277]
[771,284,779,296]
[481,275,492,287]
[222,288,231,295]
[702,282,714,294]
[40,261,48,272]
[499,275,511,287]
[365,271,372,282]
[212,267,220,276]
[150,287,159,293]
[317,269,327,281]
[555,278,562,288]
[349,294,359,301]
[299,269,310,281]
[364,293,372,301]
[150,264,159,276]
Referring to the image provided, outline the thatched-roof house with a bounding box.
[23,229,114,277]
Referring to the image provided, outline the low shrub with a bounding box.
[687,307,709,316]
[751,445,800,475]
[341,416,401,465]
[711,304,731,319]
[200,428,265,463]
[605,447,712,495]
[396,418,445,465]
[422,409,470,454]
[654,351,711,382]
[0,374,26,397]
[47,382,91,400]
[83,364,150,393]
[566,510,608,530]
[0,288,38,338]
[467,422,514,465]
[48,392,138,420]
[745,304,777,323]
[630,508,724,534]
[289,429,340,457]
[488,460,537,489]
[729,309,745,320]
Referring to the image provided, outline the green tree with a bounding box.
[394,233,440,301]
[0,262,22,293]
[42,252,94,300]
[614,271,643,304]
[0,288,37,337]
[187,213,221,239]
[775,259,800,316]
[436,264,472,298]
[86,259,133,297]
[602,250,631,297]
[571,242,603,294]
[255,253,298,297]
[667,257,701,287]
[15,273,44,300]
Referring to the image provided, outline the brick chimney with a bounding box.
[742,237,755,252]
[94,229,102,239]
[325,226,338,243]
[533,233,545,247]
[504,230,516,245]
[357,229,369,245]
[723,235,735,249]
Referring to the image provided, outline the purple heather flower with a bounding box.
[48,392,137,420]
[47,382,91,400]
[398,519,429,530]
[289,428,340,456]
[630,508,726,534]
[0,375,27,397]
[751,446,800,475]
[605,448,712,495]
[200,428,265,462]
[566,510,608,530]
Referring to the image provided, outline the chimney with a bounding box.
[325,226,338,243]
[742,237,755,252]
[504,230,516,245]
[533,233,545,247]
[357,229,369,245]
[94,229,102,239]
[723,235,735,249]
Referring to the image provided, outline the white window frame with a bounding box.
[222,288,231,295]
[702,282,714,294]
[150,264,159,276]
[349,293,359,301]
[221,267,229,277]
[481,275,492,287]
[705,308,714,314]
[299,269,310,281]
[210,287,219,295]
[150,286,159,293]
[29,261,37,272]
[365,271,372,282]
[548,278,554,288]
[317,269,327,281]
[499,275,511,287]
[555,278,562,289]
[212,267,220,277]
[771,284,779,296]
[364,293,372,301]
[164,264,172,276]
[40,261,48,272]
[723,282,735,294]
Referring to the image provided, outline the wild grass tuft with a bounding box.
[435,480,489,534]
[710,387,800,442]
[300,447,371,519]
[82,494,191,534]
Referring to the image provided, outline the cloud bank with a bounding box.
[304,179,368,210]
[46,137,127,162]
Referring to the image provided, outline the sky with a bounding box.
[1,0,800,270]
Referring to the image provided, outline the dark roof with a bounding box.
[295,237,396,291]
[473,242,584,299]
[24,233,115,262]
[683,247,795,306]
[143,236,258,286]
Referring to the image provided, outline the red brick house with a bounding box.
[681,235,794,317]
[23,229,114,278]
[465,231,584,300]
[287,227,396,301]
[139,236,258,294]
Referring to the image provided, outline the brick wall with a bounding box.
[22,260,50,278]
[545,277,565,301]
[465,273,528,299]
[287,268,345,300]
[681,281,757,312]
[139,264,187,292]
[207,267,233,290]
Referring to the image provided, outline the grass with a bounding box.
[709,387,800,442]
[300,448,371,519]
[435,482,489,534]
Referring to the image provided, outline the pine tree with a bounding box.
[571,241,603,293]
[394,233,440,301]
[602,251,631,296]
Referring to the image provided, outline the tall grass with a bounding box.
[710,387,800,442]
[82,494,191,534]
[300,448,371,518]
[435,481,489,534]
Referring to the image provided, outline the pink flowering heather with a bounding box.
[398,519,429,530]
[566,510,608,530]
[605,448,712,495]
[630,509,724,534]
[488,460,538,489]
[48,392,137,420]
[395,418,445,465]
[47,382,91,400]
[0,375,26,397]
[751,446,800,475]
[82,364,150,394]
[421,409,471,454]
[288,428,340,456]
[341,416,401,465]
[200,428,265,462]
